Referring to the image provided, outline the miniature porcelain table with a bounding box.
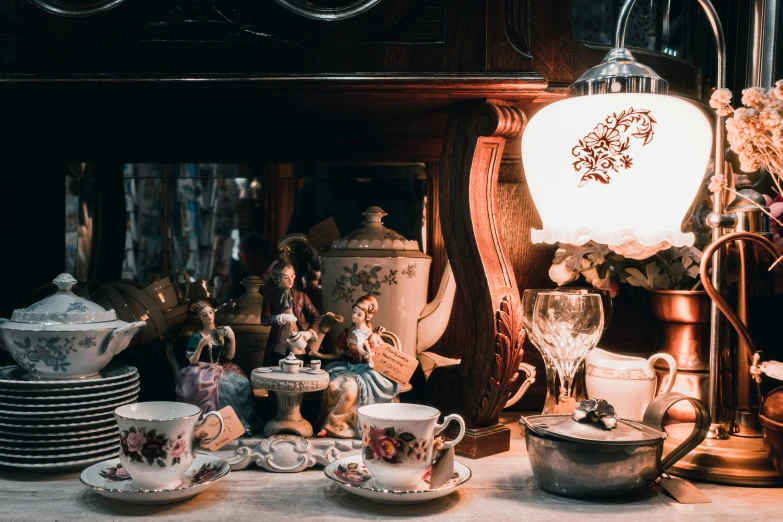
[0,413,781,521]
[250,367,330,438]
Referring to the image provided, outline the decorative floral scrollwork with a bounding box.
[572,107,656,186]
[474,294,525,426]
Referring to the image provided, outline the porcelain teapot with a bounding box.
[279,207,457,358]
[0,274,146,379]
[279,352,304,374]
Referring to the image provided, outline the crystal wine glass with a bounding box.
[532,292,604,404]
[523,288,612,413]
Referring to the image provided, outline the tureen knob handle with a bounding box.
[52,274,78,293]
[361,206,387,228]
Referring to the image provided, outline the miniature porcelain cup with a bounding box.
[114,402,224,490]
[309,359,322,371]
[358,403,466,491]
[585,348,678,420]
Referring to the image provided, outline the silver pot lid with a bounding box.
[524,414,663,445]
[9,274,117,325]
[326,206,428,259]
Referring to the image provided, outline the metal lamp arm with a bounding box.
[615,0,728,420]
[699,231,779,364]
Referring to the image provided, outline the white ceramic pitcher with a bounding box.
[585,348,677,420]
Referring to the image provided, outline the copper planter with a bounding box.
[651,290,710,422]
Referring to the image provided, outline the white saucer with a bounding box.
[80,454,231,505]
[254,368,273,373]
[0,433,118,451]
[0,410,115,422]
[0,390,139,415]
[0,374,139,394]
[324,455,471,505]
[0,381,140,403]
[0,364,137,389]
[0,442,119,460]
[0,417,116,431]
[0,423,117,438]
[0,447,120,471]
[307,369,325,374]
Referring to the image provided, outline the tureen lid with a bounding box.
[9,274,117,324]
[326,207,428,259]
[523,399,665,445]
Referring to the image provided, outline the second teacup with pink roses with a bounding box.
[114,402,225,490]
[357,403,465,491]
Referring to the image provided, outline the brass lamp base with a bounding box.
[664,423,783,486]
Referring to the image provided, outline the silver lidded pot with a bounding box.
[521,393,710,498]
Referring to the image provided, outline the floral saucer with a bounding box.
[80,454,230,505]
[324,455,471,505]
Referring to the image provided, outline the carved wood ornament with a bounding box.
[432,100,527,429]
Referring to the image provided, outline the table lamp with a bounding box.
[522,0,783,485]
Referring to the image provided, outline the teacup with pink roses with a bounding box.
[357,403,465,491]
[114,402,224,490]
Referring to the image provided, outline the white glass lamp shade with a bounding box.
[522,93,712,259]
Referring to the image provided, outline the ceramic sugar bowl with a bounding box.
[0,274,146,379]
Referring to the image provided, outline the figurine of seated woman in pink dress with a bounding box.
[175,299,261,436]
[309,295,399,438]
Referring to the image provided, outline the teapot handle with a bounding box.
[642,392,710,475]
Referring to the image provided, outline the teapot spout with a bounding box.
[416,261,457,355]
[103,321,146,357]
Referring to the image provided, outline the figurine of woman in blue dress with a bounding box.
[310,295,400,438]
[175,298,261,435]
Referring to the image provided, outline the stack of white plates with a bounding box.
[0,363,139,471]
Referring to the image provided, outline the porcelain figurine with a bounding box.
[261,262,322,366]
[278,206,457,360]
[175,299,261,436]
[310,295,399,439]
[0,274,145,379]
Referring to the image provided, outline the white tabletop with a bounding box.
[0,413,780,521]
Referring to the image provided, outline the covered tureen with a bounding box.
[0,274,145,379]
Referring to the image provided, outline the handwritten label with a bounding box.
[194,406,245,451]
[370,343,418,386]
[308,218,341,252]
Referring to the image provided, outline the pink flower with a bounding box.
[115,467,130,479]
[171,439,188,459]
[368,427,400,461]
[126,432,146,453]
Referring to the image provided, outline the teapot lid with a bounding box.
[281,352,300,364]
[9,274,117,325]
[523,399,665,446]
[326,207,428,259]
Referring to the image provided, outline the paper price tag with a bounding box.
[308,218,341,252]
[194,406,245,452]
[658,475,712,504]
[370,343,419,386]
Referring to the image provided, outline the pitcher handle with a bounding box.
[433,413,466,451]
[195,410,225,449]
[647,353,677,394]
[642,392,710,475]
[278,234,314,268]
[505,362,537,409]
[174,270,191,304]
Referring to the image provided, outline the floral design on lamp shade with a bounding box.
[572,107,657,186]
